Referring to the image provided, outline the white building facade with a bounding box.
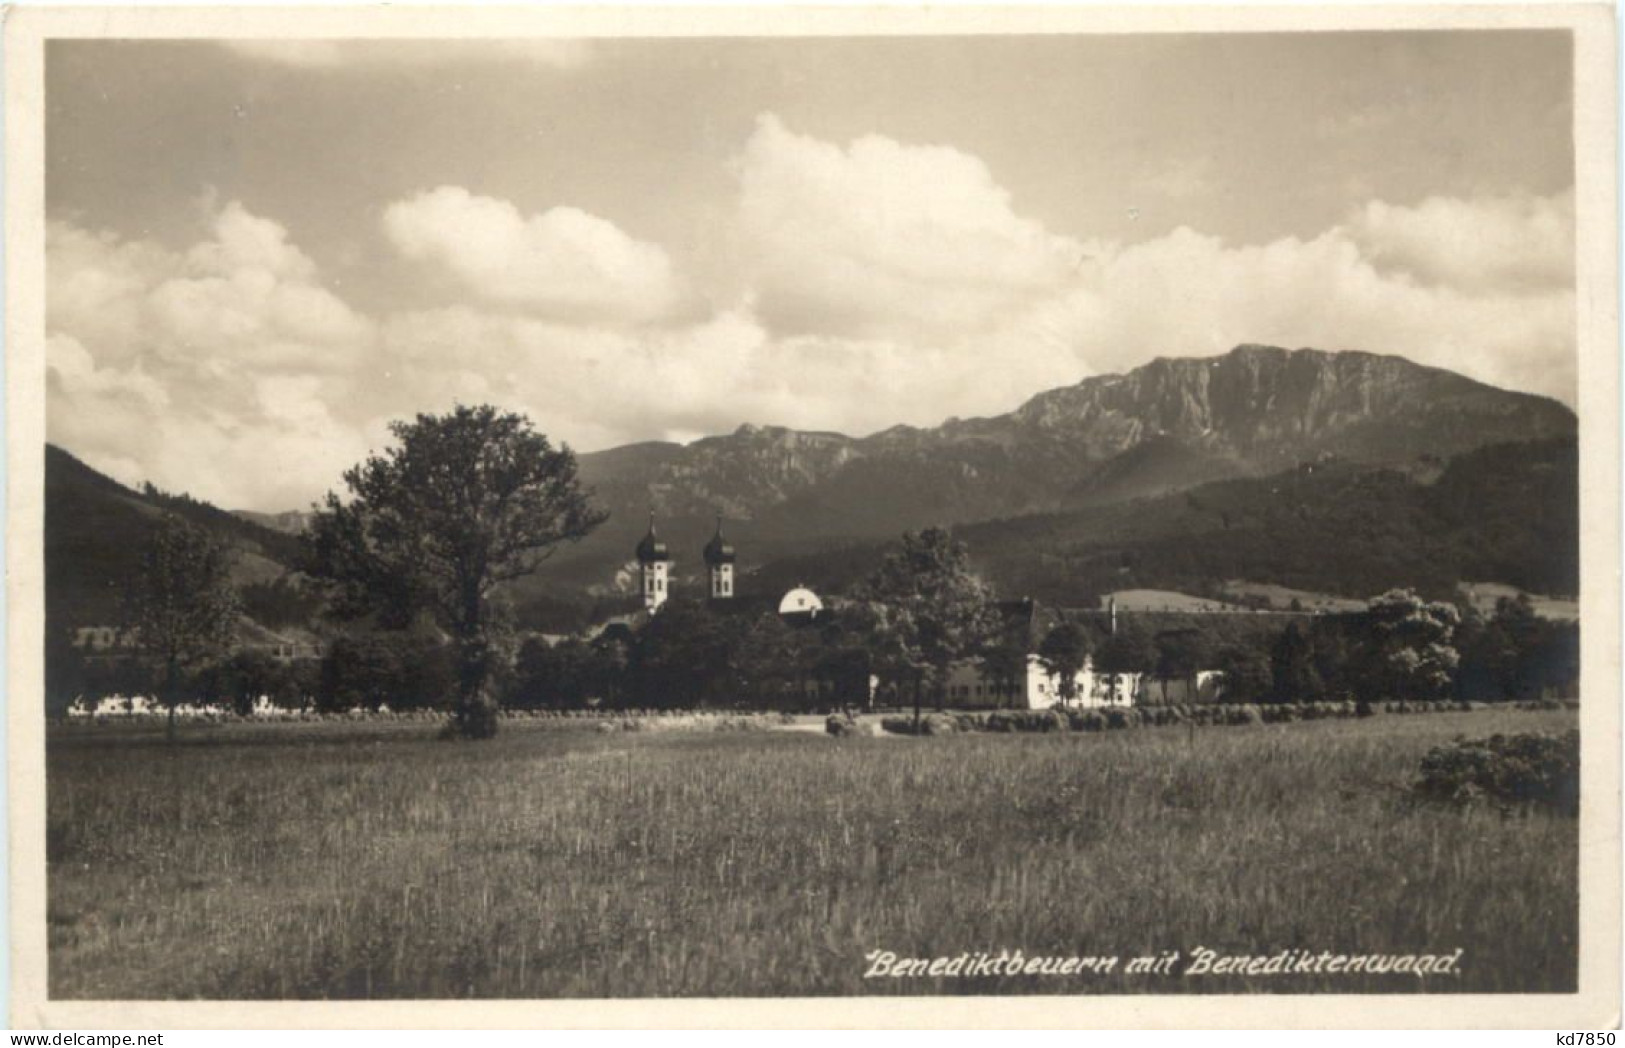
[943,655,1221,710]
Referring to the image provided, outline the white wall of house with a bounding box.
[1079,664,1143,708]
[942,656,1220,709]
[943,655,1143,710]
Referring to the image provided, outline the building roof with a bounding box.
[702,516,736,566]
[585,609,651,644]
[635,512,670,563]
[778,586,824,617]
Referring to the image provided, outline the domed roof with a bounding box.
[777,586,824,617]
[635,513,669,563]
[703,516,736,565]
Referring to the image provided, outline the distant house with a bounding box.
[939,597,1224,710]
[71,626,137,655]
[234,619,323,662]
[943,653,1145,710]
[71,618,322,662]
[777,586,825,625]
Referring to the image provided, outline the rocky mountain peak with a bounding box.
[557,344,1574,577]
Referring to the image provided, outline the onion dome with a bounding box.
[703,516,736,566]
[635,512,670,563]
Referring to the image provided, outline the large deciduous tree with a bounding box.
[856,527,1000,724]
[127,514,242,740]
[1037,622,1090,707]
[1356,589,1461,701]
[979,639,1029,710]
[1269,621,1323,703]
[1096,623,1155,706]
[1215,643,1272,704]
[307,406,607,738]
[1153,628,1211,706]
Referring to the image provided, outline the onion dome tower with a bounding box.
[635,511,671,612]
[702,515,737,600]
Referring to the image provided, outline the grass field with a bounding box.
[1458,582,1580,622]
[47,709,1578,999]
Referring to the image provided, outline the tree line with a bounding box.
[44,406,1582,738]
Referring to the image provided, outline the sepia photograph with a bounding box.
[5,3,1619,1029]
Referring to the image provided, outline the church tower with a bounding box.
[635,512,671,612]
[703,515,737,600]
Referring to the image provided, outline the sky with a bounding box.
[45,32,1577,511]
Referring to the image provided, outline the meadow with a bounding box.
[47,708,1578,998]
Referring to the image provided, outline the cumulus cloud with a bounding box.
[45,122,1576,514]
[383,186,682,323]
[729,117,1573,408]
[51,202,374,378]
[47,333,167,410]
[1346,190,1575,294]
[47,203,381,508]
[374,305,1046,453]
[737,114,1086,340]
[220,39,592,71]
[1000,222,1575,402]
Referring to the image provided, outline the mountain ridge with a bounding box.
[46,344,1577,624]
[542,344,1573,590]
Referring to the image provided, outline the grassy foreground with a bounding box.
[47,709,1578,998]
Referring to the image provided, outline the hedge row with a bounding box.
[59,706,805,726]
[596,713,797,734]
[862,698,1575,737]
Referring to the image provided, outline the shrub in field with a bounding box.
[828,715,884,737]
[920,713,960,736]
[1069,709,1106,732]
[1414,729,1580,816]
[1356,700,1380,718]
[1000,709,1068,733]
